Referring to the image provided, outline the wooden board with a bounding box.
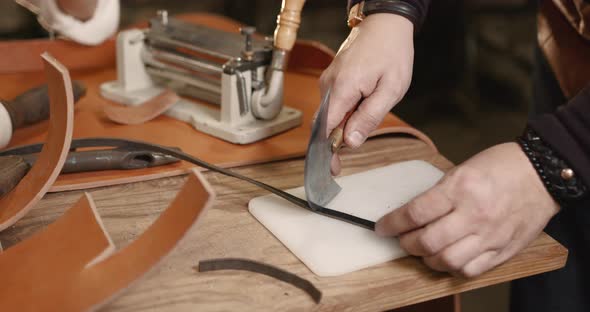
[0,136,567,311]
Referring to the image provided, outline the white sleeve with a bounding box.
[39,0,120,46]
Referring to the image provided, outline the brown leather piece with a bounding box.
[0,53,74,231]
[539,0,590,98]
[103,89,180,125]
[0,169,214,311]
[0,39,115,74]
[553,0,590,39]
[2,13,435,192]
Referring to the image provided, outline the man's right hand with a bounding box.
[319,13,415,175]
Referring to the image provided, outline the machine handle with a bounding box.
[273,0,306,51]
[329,109,355,152]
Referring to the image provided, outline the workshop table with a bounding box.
[0,135,567,311]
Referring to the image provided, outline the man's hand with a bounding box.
[320,14,414,175]
[375,143,560,277]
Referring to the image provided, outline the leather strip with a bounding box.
[0,53,74,231]
[3,137,376,230]
[0,169,214,311]
[198,258,322,304]
[104,90,180,125]
[0,38,115,74]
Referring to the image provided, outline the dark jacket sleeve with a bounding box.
[347,0,431,29]
[529,84,590,188]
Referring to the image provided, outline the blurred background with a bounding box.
[0,1,540,311]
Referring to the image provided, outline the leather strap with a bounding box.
[0,53,74,231]
[198,258,322,304]
[3,137,376,230]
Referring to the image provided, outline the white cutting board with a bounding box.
[249,160,444,277]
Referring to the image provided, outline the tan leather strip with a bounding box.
[0,169,213,311]
[0,193,116,309]
[0,53,74,231]
[369,126,438,153]
[539,0,590,98]
[104,90,180,125]
[0,39,115,74]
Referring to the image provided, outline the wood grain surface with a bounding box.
[0,136,567,311]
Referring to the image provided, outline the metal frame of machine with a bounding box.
[100,10,303,144]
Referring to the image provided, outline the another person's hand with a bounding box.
[375,143,560,277]
[320,14,414,175]
[57,0,98,21]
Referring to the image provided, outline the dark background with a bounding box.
[0,1,538,310]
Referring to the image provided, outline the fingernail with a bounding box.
[348,131,364,148]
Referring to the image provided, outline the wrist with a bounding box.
[516,127,588,209]
[362,13,414,34]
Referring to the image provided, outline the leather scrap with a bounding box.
[197,258,322,304]
[0,169,214,311]
[0,52,74,231]
[103,89,180,125]
[0,38,115,74]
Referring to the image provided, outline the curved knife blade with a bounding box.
[304,89,342,211]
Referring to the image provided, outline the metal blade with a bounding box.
[304,89,342,211]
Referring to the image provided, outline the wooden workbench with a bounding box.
[0,135,567,311]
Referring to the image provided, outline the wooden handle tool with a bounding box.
[329,109,356,153]
[274,0,306,51]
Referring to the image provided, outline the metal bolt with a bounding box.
[240,26,256,60]
[561,168,575,180]
[157,10,168,25]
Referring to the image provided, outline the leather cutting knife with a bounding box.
[304,89,343,210]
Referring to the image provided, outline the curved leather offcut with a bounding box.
[103,89,180,125]
[0,53,74,231]
[0,169,214,311]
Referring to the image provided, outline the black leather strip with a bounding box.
[1,138,376,231]
[197,258,322,304]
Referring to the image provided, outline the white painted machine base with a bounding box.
[249,160,444,277]
[100,81,302,144]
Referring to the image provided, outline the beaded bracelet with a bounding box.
[516,127,587,208]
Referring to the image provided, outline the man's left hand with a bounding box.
[375,143,560,277]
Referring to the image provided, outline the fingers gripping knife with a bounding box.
[100,0,306,144]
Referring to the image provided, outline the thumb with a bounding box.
[343,84,399,148]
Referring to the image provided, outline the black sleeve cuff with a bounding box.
[528,84,590,190]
